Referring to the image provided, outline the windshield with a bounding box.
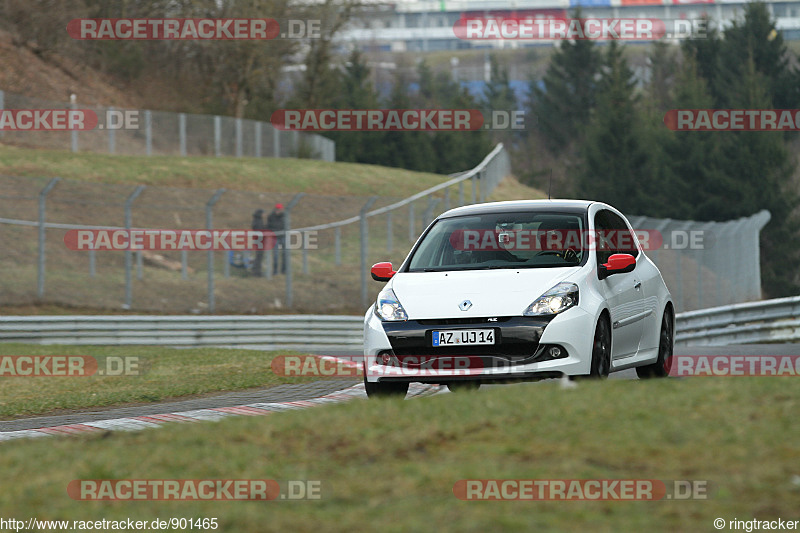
[407,211,587,272]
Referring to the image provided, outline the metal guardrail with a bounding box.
[0,315,364,352]
[1,296,798,351]
[674,296,800,346]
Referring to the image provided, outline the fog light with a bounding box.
[379,352,392,365]
[548,346,562,358]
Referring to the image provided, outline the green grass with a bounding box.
[0,144,449,196]
[0,344,322,419]
[1,377,798,531]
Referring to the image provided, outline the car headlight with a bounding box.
[374,287,408,321]
[523,282,579,316]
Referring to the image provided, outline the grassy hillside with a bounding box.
[0,144,451,197]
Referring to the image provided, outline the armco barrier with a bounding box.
[674,295,800,346]
[0,315,364,352]
[0,296,798,351]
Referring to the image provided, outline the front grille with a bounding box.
[381,316,555,364]
[391,345,535,359]
[417,317,512,326]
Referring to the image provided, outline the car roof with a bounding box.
[439,199,597,219]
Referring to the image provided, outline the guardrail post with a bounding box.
[360,196,379,309]
[108,106,116,154]
[70,95,78,153]
[179,113,187,156]
[408,202,415,242]
[273,129,280,157]
[37,177,60,298]
[386,211,393,252]
[471,174,477,204]
[424,197,440,227]
[284,193,305,307]
[235,118,243,158]
[89,248,96,277]
[459,181,464,206]
[145,110,152,156]
[136,250,143,280]
[335,227,341,265]
[696,242,703,311]
[254,122,262,158]
[181,249,188,280]
[124,185,145,309]
[205,188,226,313]
[302,231,309,274]
[214,116,221,157]
[265,248,272,279]
[750,210,771,301]
[674,233,684,313]
[479,170,486,202]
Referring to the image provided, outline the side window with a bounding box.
[606,211,639,258]
[594,210,639,266]
[594,211,615,265]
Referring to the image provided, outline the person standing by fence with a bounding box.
[251,209,266,276]
[267,203,286,274]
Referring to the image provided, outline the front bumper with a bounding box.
[363,306,595,382]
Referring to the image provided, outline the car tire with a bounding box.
[636,308,674,379]
[447,381,481,392]
[588,315,611,379]
[364,377,409,398]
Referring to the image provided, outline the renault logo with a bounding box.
[459,300,473,311]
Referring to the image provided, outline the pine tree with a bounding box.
[326,49,385,164]
[576,41,651,213]
[718,2,800,110]
[654,53,728,219]
[717,55,799,294]
[530,11,602,155]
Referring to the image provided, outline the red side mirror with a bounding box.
[371,262,396,282]
[599,253,636,280]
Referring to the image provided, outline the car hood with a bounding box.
[390,267,580,320]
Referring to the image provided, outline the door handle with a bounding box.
[634,281,642,289]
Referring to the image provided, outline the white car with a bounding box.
[363,200,674,397]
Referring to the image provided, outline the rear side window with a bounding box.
[594,210,639,265]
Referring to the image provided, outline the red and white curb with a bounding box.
[0,382,442,443]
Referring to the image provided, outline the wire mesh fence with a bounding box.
[0,142,770,314]
[0,90,335,161]
[0,144,508,313]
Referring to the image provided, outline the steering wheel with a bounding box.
[535,248,579,263]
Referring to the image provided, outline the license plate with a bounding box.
[432,329,495,347]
